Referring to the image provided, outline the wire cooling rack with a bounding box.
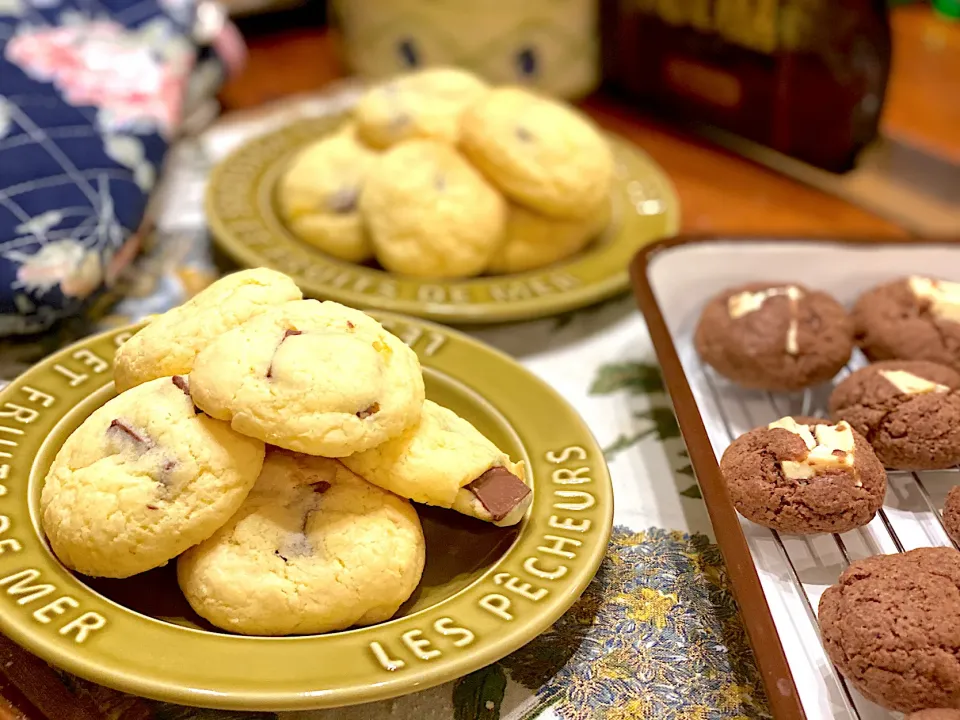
[682,343,959,720]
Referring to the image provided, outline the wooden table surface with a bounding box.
[219,4,959,241]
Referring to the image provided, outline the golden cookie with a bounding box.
[486,199,610,274]
[360,139,506,278]
[114,268,302,392]
[342,400,530,527]
[40,376,265,578]
[178,449,425,636]
[353,67,489,149]
[189,299,425,456]
[459,87,614,220]
[277,133,378,263]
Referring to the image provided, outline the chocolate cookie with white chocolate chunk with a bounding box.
[720,416,886,534]
[695,282,854,391]
[829,360,960,470]
[854,276,960,372]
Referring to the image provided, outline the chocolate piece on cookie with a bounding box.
[853,276,960,372]
[695,282,853,391]
[819,547,960,713]
[342,399,530,527]
[829,360,960,470]
[720,416,885,534]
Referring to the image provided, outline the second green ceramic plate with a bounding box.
[0,313,612,710]
[206,116,679,324]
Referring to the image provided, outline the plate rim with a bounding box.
[205,116,681,324]
[0,312,614,710]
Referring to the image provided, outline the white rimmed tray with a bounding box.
[636,238,960,720]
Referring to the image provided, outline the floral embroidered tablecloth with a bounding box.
[0,89,771,720]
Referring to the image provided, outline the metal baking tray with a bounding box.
[631,237,960,720]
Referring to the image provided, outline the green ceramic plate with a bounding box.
[0,313,612,711]
[206,116,679,324]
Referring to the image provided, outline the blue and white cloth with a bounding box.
[0,0,198,335]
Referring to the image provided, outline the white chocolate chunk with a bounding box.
[781,461,816,480]
[878,369,950,395]
[768,416,816,449]
[728,285,801,319]
[909,276,960,323]
[769,417,857,482]
[728,286,803,355]
[814,421,855,453]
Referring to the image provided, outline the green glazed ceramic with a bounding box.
[0,313,613,710]
[206,116,679,324]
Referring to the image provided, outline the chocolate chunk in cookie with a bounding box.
[720,415,886,534]
[819,547,960,713]
[466,467,531,522]
[853,276,960,372]
[829,360,960,470]
[695,282,854,391]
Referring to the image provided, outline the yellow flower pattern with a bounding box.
[495,527,772,720]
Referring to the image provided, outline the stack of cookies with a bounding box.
[40,268,532,636]
[696,275,960,714]
[277,67,614,278]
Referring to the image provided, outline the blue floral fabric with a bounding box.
[0,0,197,336]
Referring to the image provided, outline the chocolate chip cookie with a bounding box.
[342,400,531,527]
[40,376,266,578]
[276,132,378,263]
[178,448,425,635]
[353,67,489,149]
[459,87,614,221]
[114,268,302,392]
[720,416,886,534]
[829,360,960,470]
[189,299,425,457]
[360,139,507,278]
[695,283,854,391]
[853,276,960,372]
[819,547,960,713]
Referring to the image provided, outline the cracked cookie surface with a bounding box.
[342,400,530,527]
[114,268,302,392]
[189,299,425,456]
[819,547,960,713]
[695,282,854,391]
[177,448,425,636]
[719,415,885,534]
[829,360,960,470]
[40,376,266,578]
[853,276,960,372]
